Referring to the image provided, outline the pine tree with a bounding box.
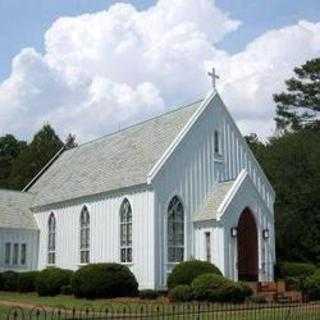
[0,135,27,189]
[274,58,320,131]
[9,124,63,190]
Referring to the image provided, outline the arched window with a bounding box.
[48,213,56,264]
[80,206,90,264]
[120,199,132,263]
[167,196,184,263]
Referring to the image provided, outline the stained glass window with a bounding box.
[167,196,184,263]
[80,206,90,264]
[48,213,56,264]
[120,199,132,263]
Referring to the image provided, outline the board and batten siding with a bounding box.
[220,174,275,282]
[152,94,275,288]
[34,187,155,289]
[0,228,38,272]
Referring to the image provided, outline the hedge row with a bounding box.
[0,264,138,298]
[277,262,317,280]
[0,268,72,295]
[0,271,38,292]
[274,261,320,300]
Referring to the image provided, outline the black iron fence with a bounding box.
[4,303,320,320]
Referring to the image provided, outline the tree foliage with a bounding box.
[274,58,320,131]
[247,126,320,263]
[0,124,75,190]
[8,124,64,190]
[0,135,27,188]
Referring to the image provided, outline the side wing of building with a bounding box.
[151,92,275,288]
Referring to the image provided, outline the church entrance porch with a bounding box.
[237,208,258,281]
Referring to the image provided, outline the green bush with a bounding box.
[249,295,268,304]
[279,262,316,279]
[139,290,160,300]
[169,285,193,302]
[17,271,39,292]
[1,271,19,291]
[191,273,252,303]
[61,284,73,295]
[36,268,73,296]
[279,262,317,291]
[167,260,222,289]
[72,263,138,299]
[303,269,320,301]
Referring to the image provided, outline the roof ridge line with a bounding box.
[74,98,204,149]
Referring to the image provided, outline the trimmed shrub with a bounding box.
[36,268,73,296]
[250,295,268,304]
[17,271,39,292]
[2,271,18,291]
[279,262,316,279]
[61,285,73,295]
[169,285,193,302]
[191,273,252,303]
[303,269,320,301]
[279,262,317,291]
[72,263,138,299]
[167,260,222,290]
[139,290,160,300]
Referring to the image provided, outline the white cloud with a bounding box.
[217,20,320,136]
[0,0,319,141]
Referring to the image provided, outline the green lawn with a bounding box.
[0,292,319,320]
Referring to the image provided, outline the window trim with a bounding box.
[167,195,185,263]
[80,205,90,264]
[48,212,56,265]
[120,198,133,263]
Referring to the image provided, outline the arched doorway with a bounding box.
[237,208,258,281]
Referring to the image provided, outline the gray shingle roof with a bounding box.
[194,180,236,221]
[30,100,202,208]
[0,190,37,230]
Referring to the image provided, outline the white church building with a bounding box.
[0,89,276,289]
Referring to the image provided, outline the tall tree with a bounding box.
[0,135,27,189]
[9,124,63,190]
[274,58,320,131]
[247,127,320,263]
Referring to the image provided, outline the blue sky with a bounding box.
[0,0,320,139]
[0,0,319,81]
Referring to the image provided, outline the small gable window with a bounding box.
[80,206,90,264]
[214,130,220,154]
[120,199,133,263]
[48,213,56,265]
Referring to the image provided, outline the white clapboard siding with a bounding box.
[34,187,155,289]
[0,228,38,272]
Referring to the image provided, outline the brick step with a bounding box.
[244,281,303,303]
